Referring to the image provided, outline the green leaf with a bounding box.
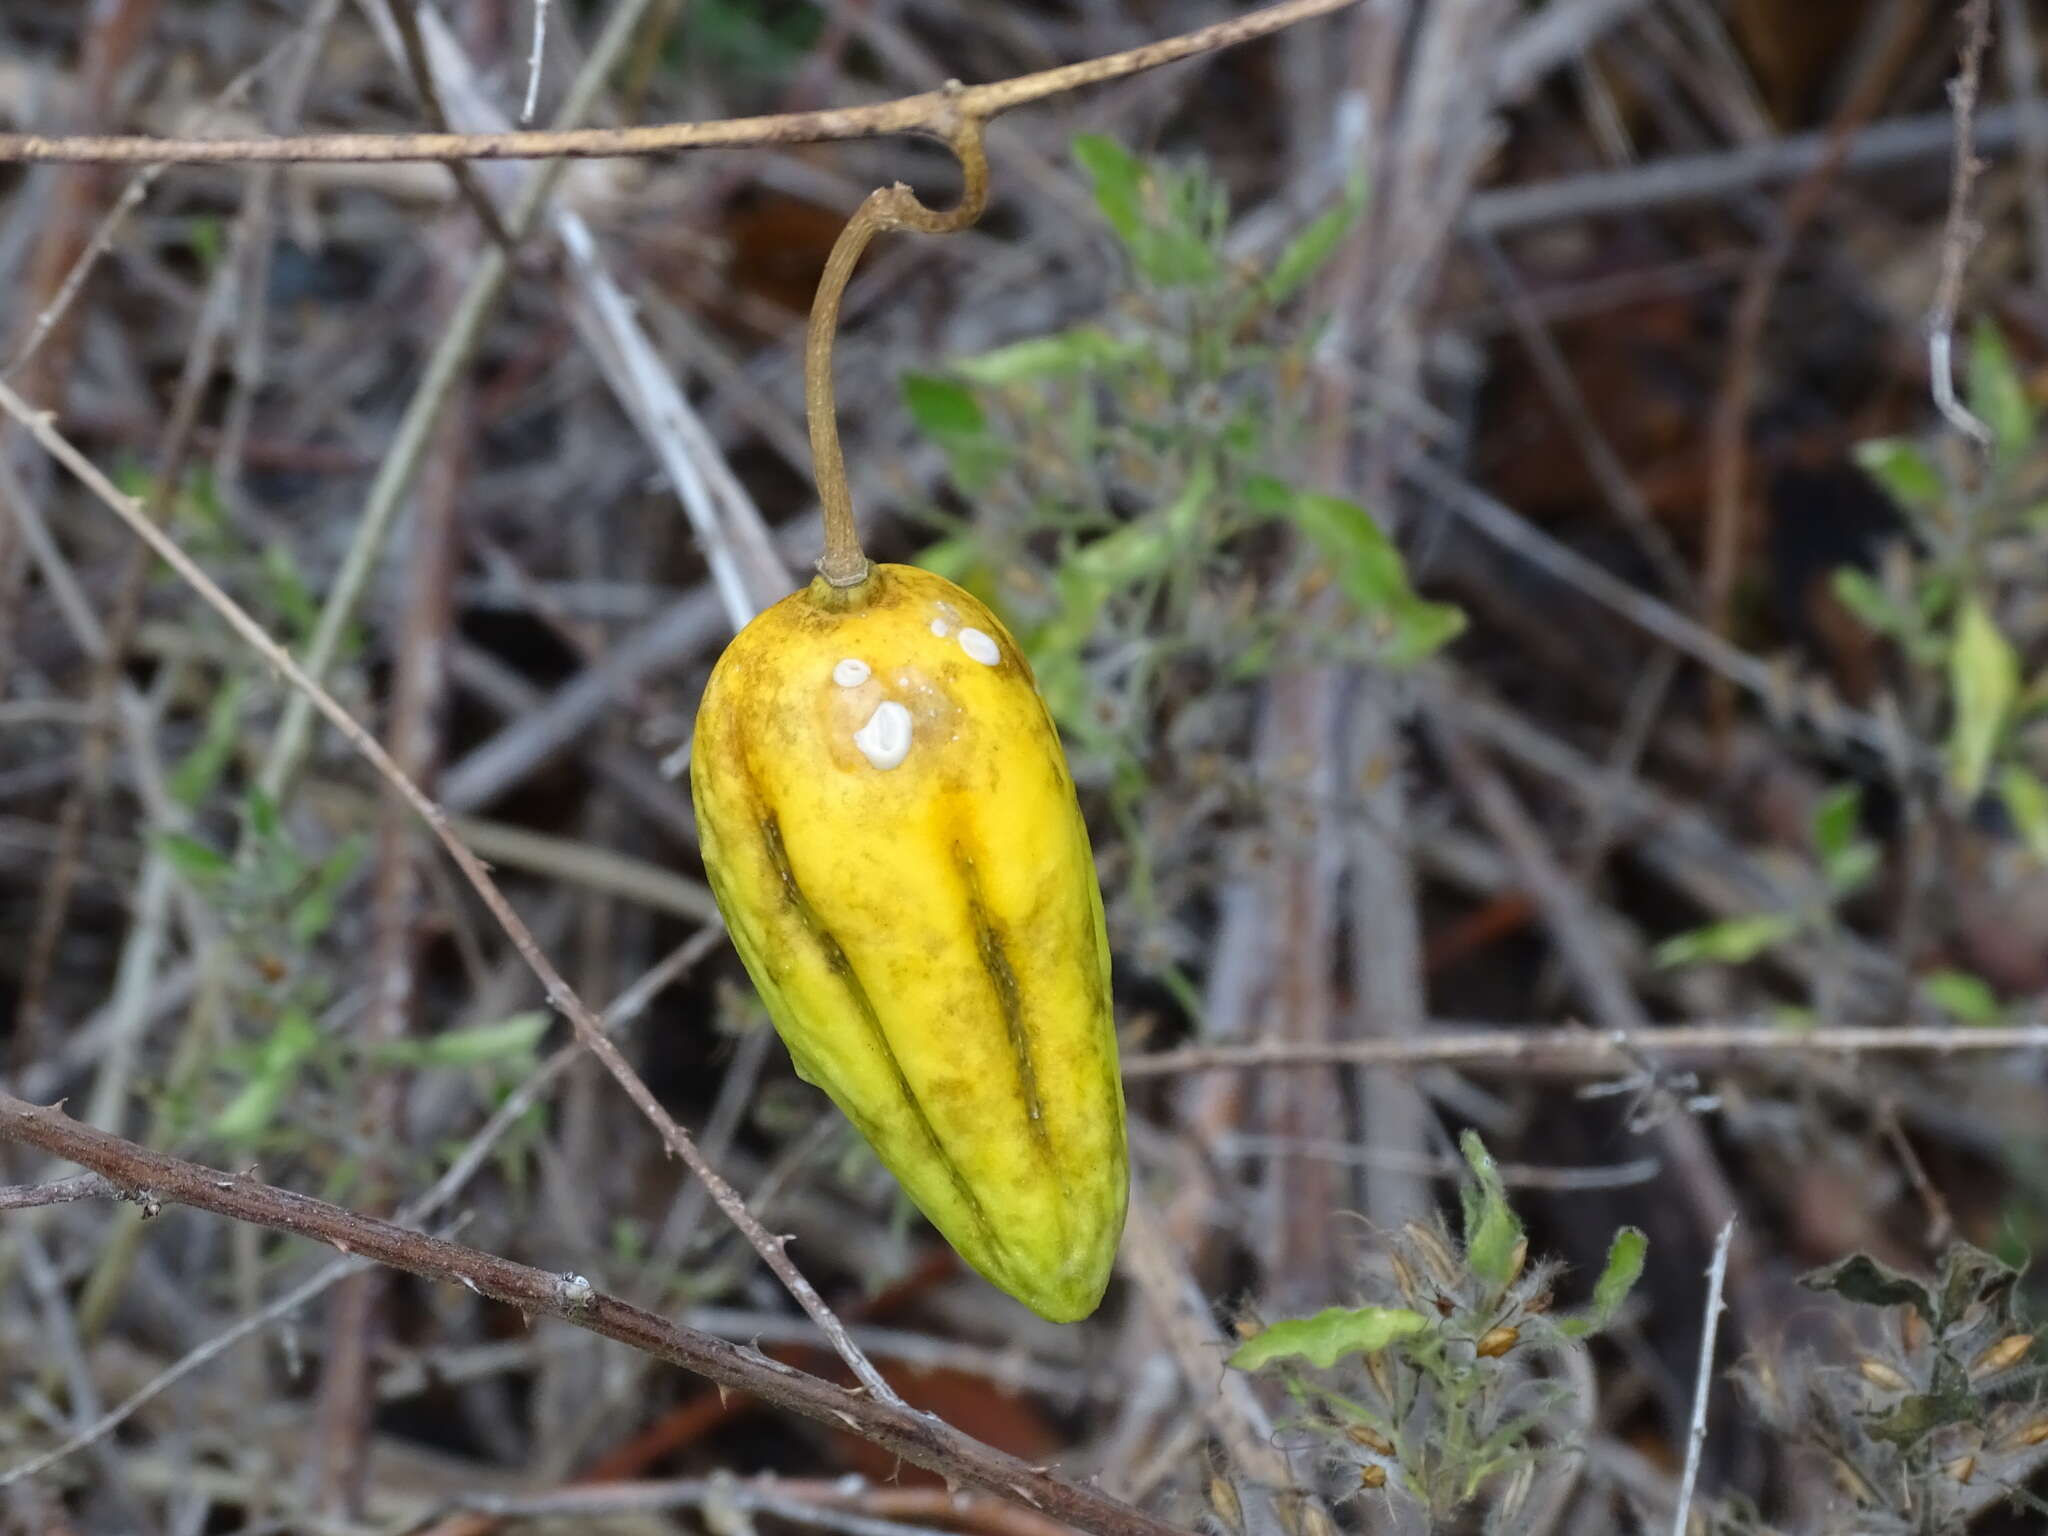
[1652,912,1801,969]
[1571,1227,1648,1334]
[2000,765,2048,861]
[1822,841,1881,899]
[1865,1379,1978,1447]
[211,1073,290,1144]
[1811,785,1879,896]
[900,373,985,438]
[1073,464,1214,589]
[393,1012,551,1069]
[212,1008,319,1142]
[170,676,249,808]
[1921,968,2000,1024]
[1071,135,1219,287]
[1947,596,2018,800]
[1228,1305,1429,1371]
[1459,1131,1524,1287]
[901,373,1007,492]
[158,831,230,884]
[912,535,977,584]
[262,542,321,644]
[288,835,365,946]
[1852,438,1943,515]
[1830,567,1900,637]
[1249,480,1465,665]
[1799,1252,1934,1323]
[243,788,281,845]
[1812,783,1861,864]
[954,326,1145,385]
[187,215,225,272]
[1072,134,1145,245]
[1936,1242,2017,1327]
[1263,179,1366,304]
[1969,318,2034,463]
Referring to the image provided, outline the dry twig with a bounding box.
[0,1093,1183,1536]
[0,0,1357,166]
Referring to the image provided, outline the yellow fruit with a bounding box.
[690,562,1127,1321]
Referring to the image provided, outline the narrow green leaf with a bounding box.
[1812,783,1861,864]
[170,675,250,808]
[1263,182,1365,303]
[1579,1228,1648,1332]
[243,788,281,844]
[397,1012,551,1068]
[1072,134,1145,244]
[212,1009,319,1142]
[1460,1131,1524,1287]
[289,835,366,946]
[1652,912,1800,969]
[1252,481,1464,665]
[158,832,231,884]
[1822,840,1881,899]
[1228,1306,1429,1371]
[1852,438,1943,514]
[900,373,985,438]
[262,542,321,644]
[2000,765,2048,861]
[211,1072,291,1143]
[1921,969,2000,1024]
[1830,568,1899,637]
[954,326,1144,385]
[1073,464,1214,588]
[1947,596,2018,800]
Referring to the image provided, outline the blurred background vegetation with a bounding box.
[6,1,2048,1532]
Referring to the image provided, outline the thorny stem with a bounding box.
[808,110,990,587]
[0,1094,1186,1536]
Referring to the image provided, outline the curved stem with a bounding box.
[807,111,990,587]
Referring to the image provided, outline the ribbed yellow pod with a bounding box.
[690,563,1128,1321]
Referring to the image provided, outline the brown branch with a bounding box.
[0,1174,118,1211]
[0,0,1357,166]
[0,1093,1185,1536]
[1120,1022,2048,1077]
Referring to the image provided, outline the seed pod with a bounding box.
[1344,1423,1395,1457]
[1856,1357,1911,1392]
[691,564,1128,1322]
[1206,1464,1243,1534]
[1970,1333,2033,1379]
[1358,1464,1387,1491]
[1476,1325,1520,1358]
[1363,1346,1395,1406]
[1996,1413,2048,1451]
[1404,1222,1461,1293]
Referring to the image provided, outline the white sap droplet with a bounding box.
[853,701,913,770]
[930,617,950,637]
[832,657,871,687]
[958,627,1000,666]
